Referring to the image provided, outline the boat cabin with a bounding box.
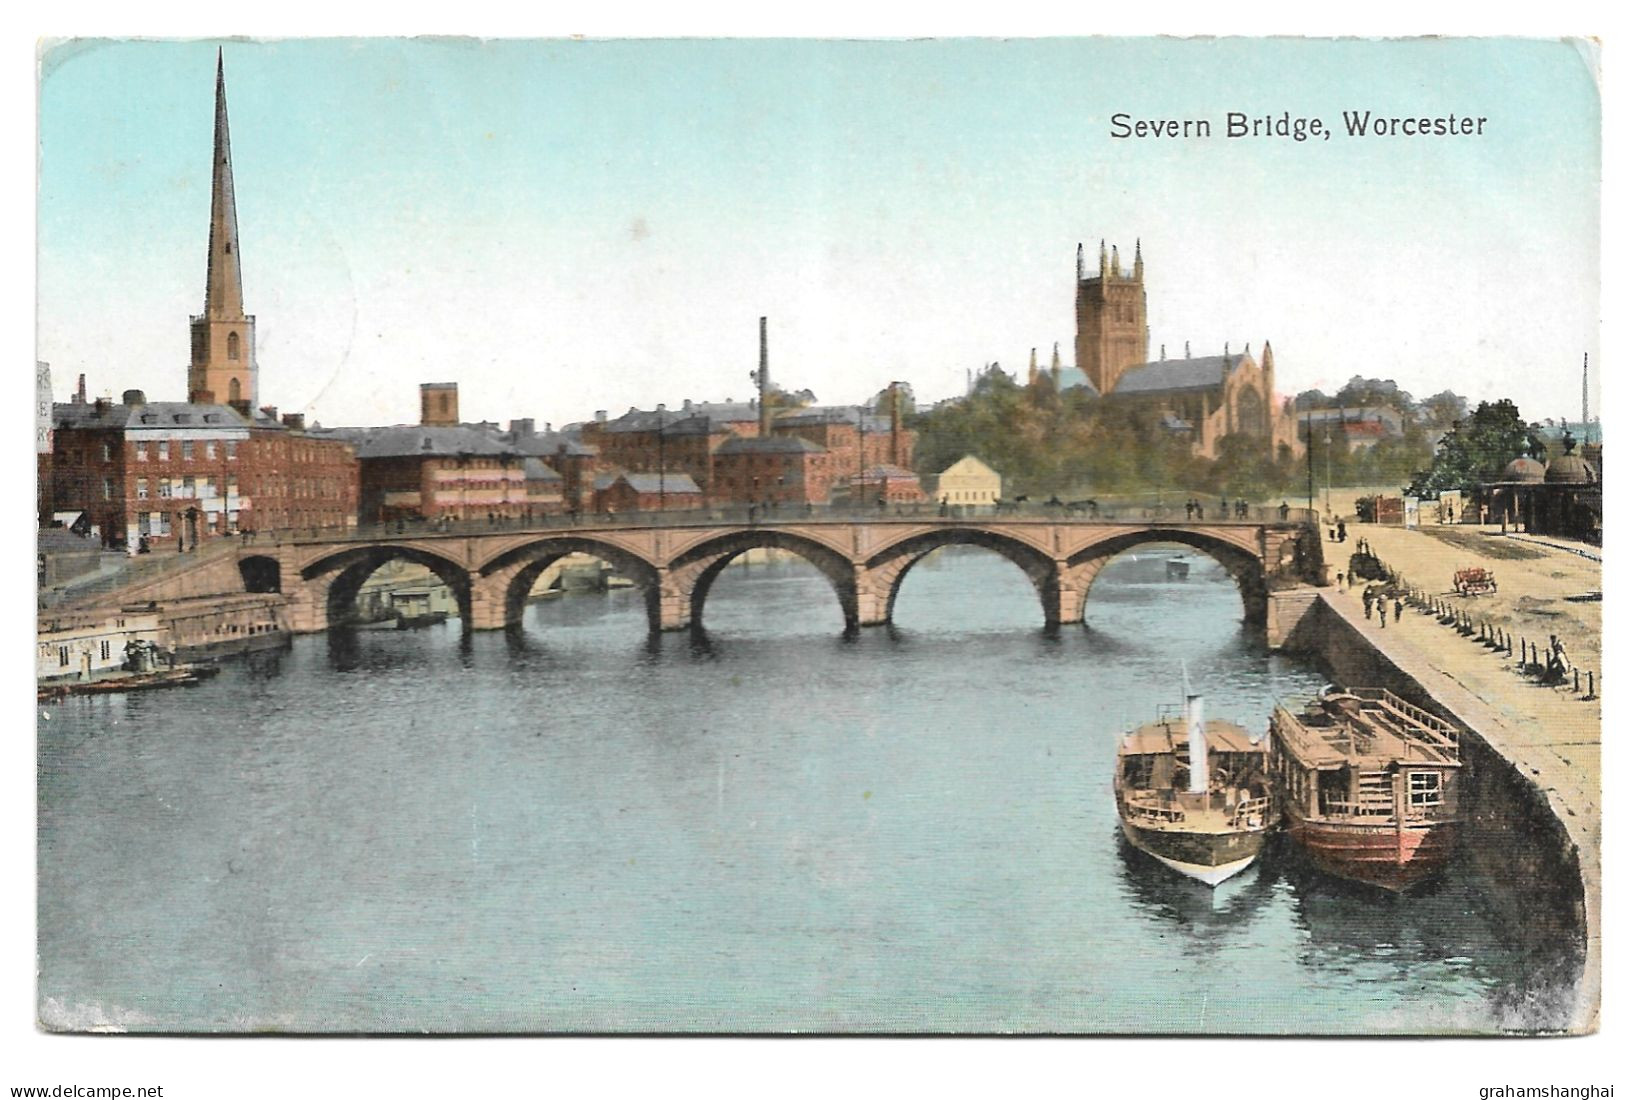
[1270,689,1462,825]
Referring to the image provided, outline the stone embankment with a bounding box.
[1271,517,1600,1032]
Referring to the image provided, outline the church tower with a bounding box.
[188,51,257,414]
[1074,238,1149,395]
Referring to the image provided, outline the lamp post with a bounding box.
[1306,417,1314,518]
[1323,424,1332,516]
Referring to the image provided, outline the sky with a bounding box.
[37,37,1601,429]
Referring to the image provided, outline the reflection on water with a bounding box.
[37,545,1580,1032]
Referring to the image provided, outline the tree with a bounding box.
[1417,390,1469,427]
[1407,399,1529,497]
[1334,375,1414,413]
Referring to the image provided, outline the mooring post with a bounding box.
[1574,667,1581,693]
[1588,671,1595,698]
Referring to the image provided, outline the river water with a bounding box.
[37,546,1579,1033]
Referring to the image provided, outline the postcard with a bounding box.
[34,36,1600,1040]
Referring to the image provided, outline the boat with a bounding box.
[38,664,220,702]
[1269,687,1464,892]
[1166,556,1190,580]
[1114,682,1277,886]
[395,610,448,630]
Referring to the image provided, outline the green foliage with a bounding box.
[914,381,1304,501]
[1406,399,1529,498]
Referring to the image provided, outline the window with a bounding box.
[229,377,241,404]
[135,442,148,462]
[158,441,170,461]
[182,477,196,497]
[101,442,112,461]
[1408,771,1442,808]
[158,512,172,536]
[205,441,217,459]
[101,477,113,500]
[159,480,173,499]
[182,441,194,460]
[136,479,148,500]
[227,331,240,360]
[100,640,111,661]
[226,441,237,461]
[58,646,69,668]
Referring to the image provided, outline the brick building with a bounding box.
[771,406,916,485]
[593,472,704,513]
[50,390,358,550]
[581,401,760,494]
[508,425,597,514]
[846,463,926,506]
[709,436,834,506]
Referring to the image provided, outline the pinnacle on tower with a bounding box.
[1185,341,1191,359]
[1076,242,1084,282]
[1133,238,1143,280]
[1099,239,1108,280]
[1051,342,1062,378]
[1110,245,1121,277]
[1028,347,1039,387]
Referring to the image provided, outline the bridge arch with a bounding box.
[477,536,663,632]
[1062,528,1271,627]
[865,527,1061,626]
[669,530,858,633]
[302,544,474,629]
[239,555,281,594]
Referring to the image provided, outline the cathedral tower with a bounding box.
[1074,238,1149,395]
[188,51,257,414]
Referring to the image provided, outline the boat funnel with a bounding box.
[1186,692,1209,793]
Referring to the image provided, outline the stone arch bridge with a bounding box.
[95,511,1325,639]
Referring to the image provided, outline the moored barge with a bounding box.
[1270,688,1463,892]
[1114,691,1276,887]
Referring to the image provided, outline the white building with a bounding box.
[38,609,162,682]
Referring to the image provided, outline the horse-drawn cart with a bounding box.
[1453,566,1497,596]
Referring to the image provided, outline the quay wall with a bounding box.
[1279,593,1596,1032]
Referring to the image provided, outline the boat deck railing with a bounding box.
[1123,797,1186,825]
[1229,792,1273,828]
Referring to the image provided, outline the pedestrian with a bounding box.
[1377,596,1388,628]
[1393,596,1403,622]
[1186,499,1195,520]
[1337,519,1347,543]
[1279,501,1290,520]
[1219,498,1230,520]
[1362,586,1374,619]
[1195,501,1204,519]
[1336,571,1345,592]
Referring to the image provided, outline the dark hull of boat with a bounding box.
[1118,815,1268,885]
[38,666,220,701]
[1283,805,1458,892]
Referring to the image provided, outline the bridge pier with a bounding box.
[283,572,332,634]
[851,565,889,627]
[657,576,692,632]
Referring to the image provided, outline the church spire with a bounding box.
[205,49,244,320]
[189,49,256,411]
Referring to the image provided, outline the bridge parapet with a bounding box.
[53,510,1325,639]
